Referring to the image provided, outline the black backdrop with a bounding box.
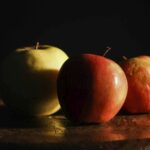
[0,1,150,62]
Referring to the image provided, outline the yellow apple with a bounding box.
[0,44,68,116]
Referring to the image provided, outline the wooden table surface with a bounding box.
[0,101,150,150]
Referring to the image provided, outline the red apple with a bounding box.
[121,55,150,114]
[57,54,128,124]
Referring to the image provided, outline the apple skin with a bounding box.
[0,45,68,116]
[57,54,128,124]
[121,55,150,114]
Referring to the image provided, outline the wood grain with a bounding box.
[0,104,150,149]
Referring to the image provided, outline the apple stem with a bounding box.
[122,56,128,60]
[35,42,39,49]
[103,46,111,56]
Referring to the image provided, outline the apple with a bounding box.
[120,55,150,114]
[57,54,128,124]
[0,44,68,116]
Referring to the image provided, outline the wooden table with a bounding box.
[0,102,150,150]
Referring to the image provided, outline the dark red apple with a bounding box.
[121,55,150,114]
[57,54,128,124]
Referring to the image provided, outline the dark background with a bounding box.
[0,1,150,62]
